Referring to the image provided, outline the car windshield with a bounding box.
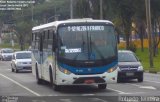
[16,52,31,59]
[2,49,14,53]
[58,25,117,61]
[118,52,138,62]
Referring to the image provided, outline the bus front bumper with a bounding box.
[55,70,118,85]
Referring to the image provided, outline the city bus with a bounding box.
[31,18,118,91]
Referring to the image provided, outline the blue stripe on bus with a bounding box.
[59,61,117,75]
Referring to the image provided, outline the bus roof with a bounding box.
[32,18,113,31]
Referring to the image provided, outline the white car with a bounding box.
[0,48,14,61]
[11,51,32,73]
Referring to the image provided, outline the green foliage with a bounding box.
[75,0,91,18]
[135,48,160,72]
[14,20,32,50]
[0,43,29,51]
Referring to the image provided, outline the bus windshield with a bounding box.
[58,25,117,61]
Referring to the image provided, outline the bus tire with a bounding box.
[12,68,14,72]
[49,67,53,86]
[54,85,61,91]
[36,65,43,84]
[98,84,107,89]
[15,69,19,73]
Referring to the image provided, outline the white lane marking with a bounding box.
[130,84,156,90]
[48,94,59,96]
[145,80,160,84]
[107,87,127,94]
[82,94,95,96]
[140,86,156,90]
[119,92,145,95]
[0,73,41,96]
[89,98,108,102]
[0,68,10,70]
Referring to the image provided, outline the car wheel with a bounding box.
[138,77,143,82]
[98,84,107,89]
[11,64,14,72]
[117,77,121,83]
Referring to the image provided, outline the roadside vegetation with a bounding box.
[119,39,160,73]
[0,43,29,51]
[135,48,160,72]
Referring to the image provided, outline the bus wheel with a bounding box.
[98,84,107,89]
[36,66,43,84]
[15,69,19,73]
[12,68,14,72]
[49,67,53,86]
[54,85,61,91]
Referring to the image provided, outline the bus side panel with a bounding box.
[32,50,39,76]
[42,51,56,82]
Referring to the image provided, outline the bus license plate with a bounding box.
[84,79,95,84]
[126,72,134,76]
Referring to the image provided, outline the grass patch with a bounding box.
[134,48,160,72]
[0,43,29,51]
[0,43,19,49]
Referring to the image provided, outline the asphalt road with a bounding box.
[0,61,160,102]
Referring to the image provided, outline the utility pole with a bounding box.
[145,0,154,68]
[100,0,103,19]
[31,4,34,22]
[70,0,73,19]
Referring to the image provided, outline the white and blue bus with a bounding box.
[31,18,118,91]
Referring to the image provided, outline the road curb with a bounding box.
[145,70,160,74]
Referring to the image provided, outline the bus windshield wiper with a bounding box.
[73,34,86,60]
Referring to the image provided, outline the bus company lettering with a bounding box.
[68,26,104,32]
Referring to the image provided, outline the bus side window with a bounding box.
[48,30,55,51]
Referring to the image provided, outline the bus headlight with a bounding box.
[138,66,143,71]
[58,66,71,75]
[107,66,117,73]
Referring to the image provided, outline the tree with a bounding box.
[74,0,92,18]
[113,0,135,49]
[10,0,69,50]
[150,0,160,56]
[14,20,32,50]
[132,0,146,52]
